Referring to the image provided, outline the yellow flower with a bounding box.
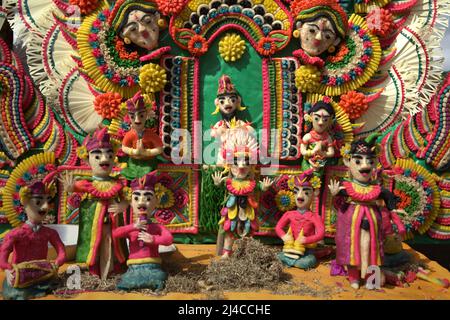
[76,145,88,160]
[154,183,175,209]
[340,143,352,159]
[295,64,321,93]
[139,63,167,94]
[275,190,296,212]
[122,186,132,202]
[310,176,322,189]
[219,33,246,62]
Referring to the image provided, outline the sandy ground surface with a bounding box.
[1,243,449,300]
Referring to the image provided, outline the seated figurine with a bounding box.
[0,181,66,300]
[113,171,173,291]
[275,170,325,269]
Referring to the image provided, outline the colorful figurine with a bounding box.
[211,75,256,166]
[292,0,348,58]
[329,136,399,289]
[0,180,66,300]
[275,170,325,269]
[212,129,273,258]
[60,128,129,280]
[113,172,173,291]
[301,101,336,173]
[121,94,163,180]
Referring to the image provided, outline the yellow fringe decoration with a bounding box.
[77,7,139,98]
[355,0,392,14]
[3,152,56,228]
[318,14,382,96]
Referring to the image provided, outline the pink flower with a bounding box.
[17,178,26,186]
[13,193,20,200]
[361,55,370,63]
[127,76,135,86]
[354,67,363,75]
[342,74,351,81]
[157,173,174,188]
[112,74,121,84]
[92,20,101,28]
[174,188,189,208]
[323,96,332,104]
[45,164,56,171]
[410,171,418,179]
[154,209,175,224]
[358,29,366,37]
[363,41,372,48]
[327,77,337,86]
[99,65,108,73]
[92,48,102,58]
[88,34,98,42]
[29,166,38,175]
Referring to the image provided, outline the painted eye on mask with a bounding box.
[134,196,138,201]
[309,29,315,34]
[95,155,100,160]
[355,159,361,165]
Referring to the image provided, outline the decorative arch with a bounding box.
[170,0,293,56]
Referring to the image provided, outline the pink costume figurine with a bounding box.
[121,94,163,180]
[60,128,129,280]
[301,101,336,174]
[113,172,173,291]
[211,75,256,166]
[275,170,325,269]
[212,129,273,258]
[329,135,400,289]
[0,181,66,300]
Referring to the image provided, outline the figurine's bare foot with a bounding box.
[350,281,360,290]
[221,252,231,259]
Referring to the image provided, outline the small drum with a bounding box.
[11,260,57,289]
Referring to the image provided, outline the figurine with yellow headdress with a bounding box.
[212,130,273,258]
[0,158,66,300]
[211,75,256,166]
[59,128,129,280]
[275,169,325,270]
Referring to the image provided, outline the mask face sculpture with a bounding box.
[113,172,173,291]
[275,171,325,270]
[292,0,348,57]
[119,9,161,51]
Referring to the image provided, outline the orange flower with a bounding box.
[69,0,100,15]
[339,91,369,120]
[188,35,208,56]
[367,8,395,38]
[93,92,123,120]
[257,38,277,56]
[115,37,139,61]
[156,0,185,16]
[327,44,349,63]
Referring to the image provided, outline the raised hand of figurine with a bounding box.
[138,231,154,244]
[260,177,274,192]
[58,171,75,193]
[328,179,344,197]
[108,199,129,216]
[134,219,147,230]
[5,269,14,286]
[212,171,226,186]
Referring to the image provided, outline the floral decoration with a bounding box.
[219,33,246,62]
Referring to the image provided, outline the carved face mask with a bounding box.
[298,17,340,56]
[311,109,332,133]
[88,148,115,178]
[23,194,53,224]
[121,10,160,51]
[294,186,314,210]
[345,154,377,184]
[131,190,157,218]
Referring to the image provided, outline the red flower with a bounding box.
[157,173,174,188]
[261,191,276,209]
[154,209,175,224]
[93,92,123,120]
[367,8,395,38]
[70,0,100,15]
[45,164,56,171]
[257,38,277,56]
[156,0,185,16]
[188,35,208,56]
[339,91,369,120]
[29,166,38,175]
[174,188,189,208]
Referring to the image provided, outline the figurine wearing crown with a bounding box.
[60,128,129,280]
[212,130,273,258]
[113,172,173,291]
[211,75,256,166]
[329,136,400,289]
[0,180,66,300]
[301,100,336,174]
[121,93,163,180]
[275,169,325,269]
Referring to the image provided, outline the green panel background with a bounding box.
[199,32,264,162]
